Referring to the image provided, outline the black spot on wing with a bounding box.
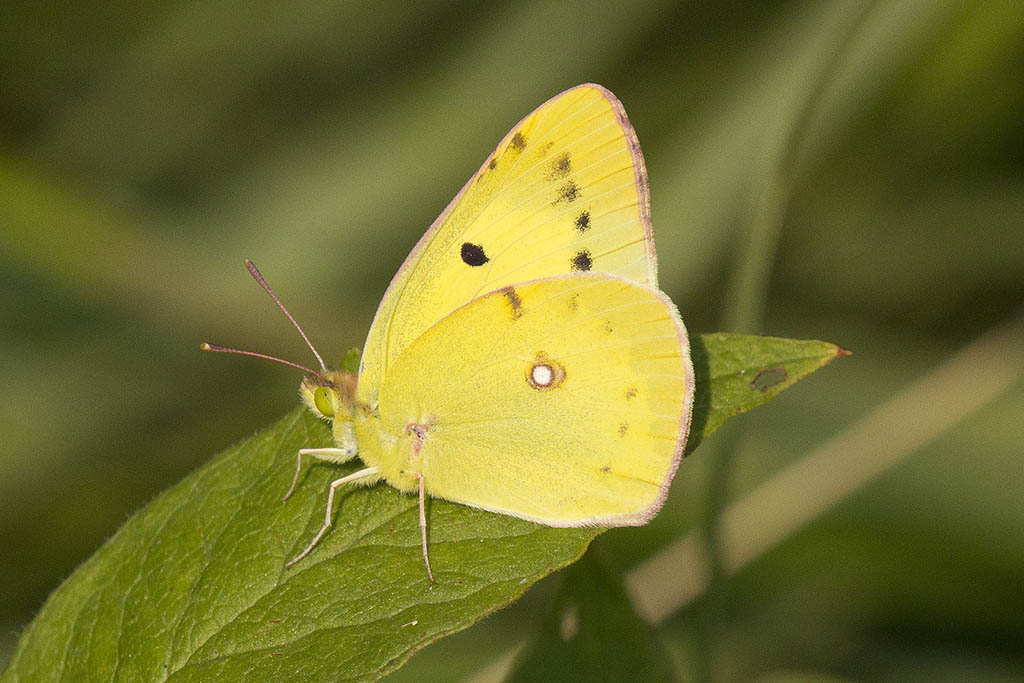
[618,423,629,437]
[554,179,581,205]
[510,132,527,151]
[545,152,572,180]
[461,242,489,266]
[570,250,593,271]
[574,210,591,233]
[625,387,638,401]
[488,157,498,170]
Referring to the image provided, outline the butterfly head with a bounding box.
[299,369,357,422]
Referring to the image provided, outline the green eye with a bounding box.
[313,387,334,417]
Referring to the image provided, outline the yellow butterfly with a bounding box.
[205,84,694,582]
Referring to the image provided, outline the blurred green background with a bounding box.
[2,1,1022,680]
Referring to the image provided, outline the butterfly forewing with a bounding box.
[359,84,656,404]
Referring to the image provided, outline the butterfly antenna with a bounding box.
[244,259,328,373]
[200,343,327,381]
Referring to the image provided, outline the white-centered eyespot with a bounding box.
[526,352,565,391]
[531,364,554,387]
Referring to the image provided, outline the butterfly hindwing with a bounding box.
[372,274,693,525]
[358,84,656,404]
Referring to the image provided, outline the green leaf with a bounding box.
[685,333,849,454]
[2,333,844,682]
[507,552,674,682]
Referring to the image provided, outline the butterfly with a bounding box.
[204,84,695,582]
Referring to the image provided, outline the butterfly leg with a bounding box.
[411,471,435,584]
[285,465,380,568]
[283,447,356,502]
[402,423,436,583]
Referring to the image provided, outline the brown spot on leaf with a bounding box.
[625,387,638,400]
[510,132,527,150]
[618,423,629,437]
[751,367,788,392]
[488,157,498,170]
